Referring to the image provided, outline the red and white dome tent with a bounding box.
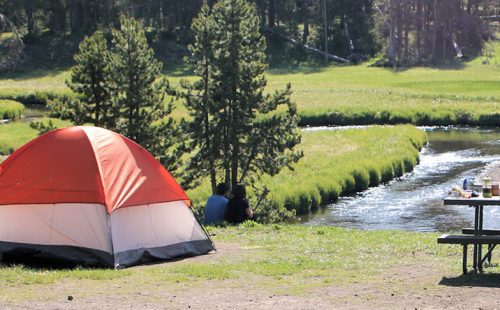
[0,126,214,268]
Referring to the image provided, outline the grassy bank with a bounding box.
[188,125,427,217]
[0,100,24,120]
[0,224,497,307]
[1,42,498,126]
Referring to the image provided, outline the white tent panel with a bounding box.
[110,201,207,253]
[0,203,111,253]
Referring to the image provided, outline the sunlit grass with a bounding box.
[1,224,495,300]
[0,118,72,155]
[1,41,498,125]
[0,265,131,287]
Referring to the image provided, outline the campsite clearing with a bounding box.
[1,225,498,309]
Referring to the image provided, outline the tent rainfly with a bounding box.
[0,126,214,268]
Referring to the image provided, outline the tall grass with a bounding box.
[188,125,427,217]
[0,100,24,120]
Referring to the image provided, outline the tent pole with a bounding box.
[191,203,217,252]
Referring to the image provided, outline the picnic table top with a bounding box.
[444,196,500,206]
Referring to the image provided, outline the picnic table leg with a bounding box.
[463,244,468,274]
[478,205,484,272]
[473,205,479,271]
[487,244,493,265]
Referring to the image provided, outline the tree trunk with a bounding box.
[268,0,276,27]
[24,0,35,37]
[432,0,437,62]
[202,50,217,194]
[395,1,402,63]
[403,1,409,64]
[223,105,231,189]
[230,27,239,191]
[323,0,328,63]
[416,0,423,62]
[256,0,266,25]
[302,0,309,45]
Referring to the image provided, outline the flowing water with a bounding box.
[300,127,500,232]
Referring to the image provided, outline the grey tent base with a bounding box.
[114,239,214,269]
[0,239,214,268]
[0,241,114,267]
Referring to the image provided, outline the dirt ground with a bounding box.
[2,243,499,310]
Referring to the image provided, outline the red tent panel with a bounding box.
[0,126,189,213]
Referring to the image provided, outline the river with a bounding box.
[300,127,500,232]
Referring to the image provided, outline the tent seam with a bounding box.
[82,128,110,214]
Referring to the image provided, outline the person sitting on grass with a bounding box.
[204,183,229,225]
[225,184,254,224]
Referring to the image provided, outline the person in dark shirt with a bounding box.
[225,184,254,224]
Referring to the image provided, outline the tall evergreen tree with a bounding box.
[179,3,219,191]
[67,31,116,128]
[183,0,302,195]
[108,16,183,171]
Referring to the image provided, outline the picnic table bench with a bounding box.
[439,197,500,274]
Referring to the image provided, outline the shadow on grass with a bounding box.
[0,68,70,81]
[439,272,500,288]
[162,64,194,77]
[372,61,467,73]
[267,63,346,76]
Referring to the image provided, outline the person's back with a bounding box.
[225,197,251,224]
[204,183,229,225]
[225,184,253,224]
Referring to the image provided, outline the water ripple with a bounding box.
[301,128,500,232]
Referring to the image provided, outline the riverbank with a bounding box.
[300,127,500,231]
[1,225,498,309]
[188,125,426,219]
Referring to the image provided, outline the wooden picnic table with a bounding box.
[441,196,500,273]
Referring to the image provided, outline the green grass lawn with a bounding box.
[0,224,472,287]
[1,42,498,126]
[0,224,497,304]
[0,118,72,155]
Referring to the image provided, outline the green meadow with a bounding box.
[0,118,72,155]
[0,41,498,126]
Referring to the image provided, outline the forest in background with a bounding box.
[0,0,498,71]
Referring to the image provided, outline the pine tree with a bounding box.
[108,16,183,171]
[67,30,116,128]
[183,0,302,195]
[179,3,219,191]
